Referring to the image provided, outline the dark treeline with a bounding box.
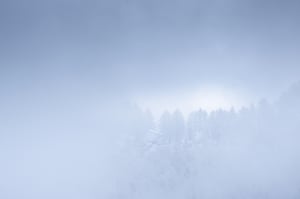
[114,82,300,199]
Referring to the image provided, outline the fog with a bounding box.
[1,0,300,198]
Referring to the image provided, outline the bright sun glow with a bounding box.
[135,85,251,118]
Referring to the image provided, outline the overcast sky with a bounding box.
[1,0,300,110]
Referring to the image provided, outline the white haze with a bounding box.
[1,0,300,199]
[1,82,300,198]
[135,84,256,118]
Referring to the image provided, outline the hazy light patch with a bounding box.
[135,85,254,118]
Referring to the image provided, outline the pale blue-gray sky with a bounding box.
[1,0,300,102]
[1,1,300,198]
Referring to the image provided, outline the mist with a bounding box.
[1,0,300,198]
